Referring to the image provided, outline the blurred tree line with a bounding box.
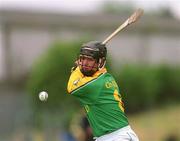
[100,0,174,18]
[115,65,180,113]
[27,40,180,127]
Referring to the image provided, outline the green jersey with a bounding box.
[67,67,129,137]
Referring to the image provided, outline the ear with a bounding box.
[77,59,82,65]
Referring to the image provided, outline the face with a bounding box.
[79,55,98,76]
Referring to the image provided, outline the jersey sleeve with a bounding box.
[67,67,107,94]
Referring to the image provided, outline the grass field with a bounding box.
[128,104,180,141]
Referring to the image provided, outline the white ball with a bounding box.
[39,91,48,101]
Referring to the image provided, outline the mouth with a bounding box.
[81,64,93,70]
[83,66,92,70]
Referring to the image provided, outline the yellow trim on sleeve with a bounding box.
[113,89,125,112]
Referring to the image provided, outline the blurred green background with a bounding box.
[0,0,180,141]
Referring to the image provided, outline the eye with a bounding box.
[88,58,95,61]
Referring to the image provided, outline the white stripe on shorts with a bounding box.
[94,126,139,141]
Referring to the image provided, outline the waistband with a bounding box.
[94,125,131,140]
